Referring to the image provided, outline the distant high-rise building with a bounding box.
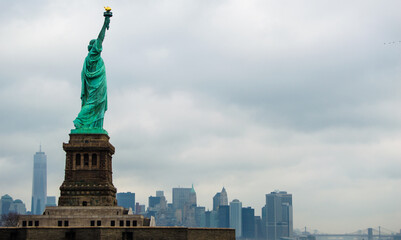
[205,210,218,228]
[265,191,293,240]
[9,199,27,215]
[117,192,136,212]
[213,193,221,211]
[1,194,14,215]
[156,191,164,197]
[194,206,206,227]
[172,186,196,210]
[46,196,57,207]
[213,187,228,211]
[1,195,27,215]
[149,196,161,209]
[31,147,47,215]
[229,199,242,238]
[220,187,228,206]
[217,205,230,228]
[135,202,146,215]
[255,216,265,239]
[242,207,255,239]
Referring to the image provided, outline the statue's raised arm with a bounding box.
[97,16,111,50]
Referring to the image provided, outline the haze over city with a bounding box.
[1,0,401,234]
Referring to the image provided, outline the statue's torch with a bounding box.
[104,7,113,17]
[104,7,112,30]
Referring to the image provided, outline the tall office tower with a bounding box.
[205,210,218,228]
[242,207,255,239]
[255,216,265,239]
[217,205,230,228]
[172,186,196,210]
[229,199,242,238]
[261,205,267,238]
[194,206,206,227]
[220,187,228,206]
[265,191,293,240]
[135,203,146,215]
[172,185,197,226]
[156,191,164,197]
[213,193,221,211]
[46,196,57,207]
[9,199,27,215]
[117,192,136,212]
[31,147,47,215]
[213,187,229,211]
[1,194,14,215]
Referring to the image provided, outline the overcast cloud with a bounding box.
[1,0,401,233]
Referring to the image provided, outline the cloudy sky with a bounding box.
[1,0,401,233]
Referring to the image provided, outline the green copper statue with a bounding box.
[72,8,112,134]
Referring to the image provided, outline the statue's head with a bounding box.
[88,39,96,51]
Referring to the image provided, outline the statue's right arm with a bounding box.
[97,17,110,50]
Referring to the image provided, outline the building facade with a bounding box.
[229,199,242,238]
[1,194,13,215]
[117,192,135,212]
[213,187,228,211]
[265,191,293,240]
[46,196,57,207]
[31,148,47,215]
[242,207,255,239]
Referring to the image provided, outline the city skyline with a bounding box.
[1,0,401,233]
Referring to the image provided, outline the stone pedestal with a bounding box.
[58,134,117,207]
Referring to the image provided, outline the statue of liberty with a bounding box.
[72,8,112,134]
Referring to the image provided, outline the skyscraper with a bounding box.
[46,196,57,207]
[1,194,14,215]
[217,205,230,228]
[213,193,221,211]
[10,199,27,215]
[242,207,255,239]
[213,187,228,211]
[220,187,228,206]
[1,195,27,215]
[265,191,293,240]
[172,186,196,210]
[31,147,47,215]
[172,185,197,226]
[229,199,242,238]
[117,192,135,212]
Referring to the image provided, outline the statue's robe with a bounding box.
[73,40,107,129]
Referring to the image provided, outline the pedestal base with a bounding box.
[59,134,117,207]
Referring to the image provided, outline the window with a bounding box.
[111,220,115,226]
[76,154,81,166]
[64,221,69,227]
[133,221,137,226]
[58,221,62,227]
[22,221,27,227]
[90,220,95,226]
[28,221,33,226]
[120,220,124,226]
[126,220,131,227]
[97,220,101,226]
[92,154,98,166]
[83,201,87,206]
[84,154,89,166]
[35,221,39,227]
